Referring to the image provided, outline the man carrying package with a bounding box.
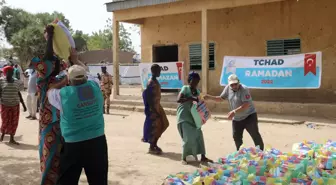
[204,74,264,151]
[47,64,108,185]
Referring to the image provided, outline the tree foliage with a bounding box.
[0,6,136,65]
[86,18,135,53]
[0,6,71,64]
[72,30,88,52]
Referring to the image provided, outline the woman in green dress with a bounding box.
[176,72,212,165]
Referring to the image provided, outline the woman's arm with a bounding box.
[49,76,68,89]
[69,48,88,70]
[177,86,198,103]
[177,93,197,103]
[18,91,27,112]
[203,95,223,102]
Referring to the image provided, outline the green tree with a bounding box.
[10,26,46,63]
[0,6,71,63]
[72,30,88,52]
[87,18,135,53]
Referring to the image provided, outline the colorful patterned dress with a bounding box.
[30,56,66,185]
[142,78,169,144]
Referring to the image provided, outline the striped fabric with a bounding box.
[0,78,20,106]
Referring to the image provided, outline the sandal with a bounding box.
[201,157,213,163]
[148,146,162,155]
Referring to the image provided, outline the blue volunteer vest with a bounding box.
[60,80,104,143]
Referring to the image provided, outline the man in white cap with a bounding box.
[47,65,108,185]
[204,74,264,151]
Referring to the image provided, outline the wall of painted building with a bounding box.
[139,0,336,103]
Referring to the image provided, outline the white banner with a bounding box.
[220,52,322,89]
[139,62,184,89]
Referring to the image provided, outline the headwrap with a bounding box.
[2,66,14,76]
[188,71,200,83]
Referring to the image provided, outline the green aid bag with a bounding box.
[191,102,202,129]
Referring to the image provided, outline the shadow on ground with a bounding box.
[79,179,121,185]
[0,156,40,184]
[1,135,23,142]
[115,169,142,179]
[6,142,38,151]
[108,113,129,117]
[152,152,201,168]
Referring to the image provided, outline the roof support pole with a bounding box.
[112,15,120,98]
[201,9,209,94]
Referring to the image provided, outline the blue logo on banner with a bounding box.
[142,73,183,89]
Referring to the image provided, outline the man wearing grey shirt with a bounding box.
[204,74,264,151]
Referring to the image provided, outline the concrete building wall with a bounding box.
[140,0,336,103]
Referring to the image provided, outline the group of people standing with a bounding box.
[142,64,265,165]
[0,24,110,185]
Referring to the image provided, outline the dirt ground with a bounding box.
[0,106,335,185]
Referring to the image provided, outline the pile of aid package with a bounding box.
[163,140,336,185]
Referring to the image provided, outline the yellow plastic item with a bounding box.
[192,176,202,185]
[50,23,71,60]
[203,176,214,185]
[327,179,336,185]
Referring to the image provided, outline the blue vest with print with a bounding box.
[60,80,104,143]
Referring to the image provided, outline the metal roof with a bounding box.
[105,0,182,12]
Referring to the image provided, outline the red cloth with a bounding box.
[1,104,20,135]
[2,66,14,76]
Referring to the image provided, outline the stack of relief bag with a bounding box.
[163,140,336,185]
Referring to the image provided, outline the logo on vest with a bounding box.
[77,86,94,101]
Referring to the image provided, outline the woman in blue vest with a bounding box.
[47,64,108,185]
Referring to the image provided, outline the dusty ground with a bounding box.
[0,106,335,185]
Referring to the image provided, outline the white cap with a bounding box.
[228,74,239,85]
[68,65,86,81]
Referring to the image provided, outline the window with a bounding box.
[189,43,215,70]
[266,38,301,56]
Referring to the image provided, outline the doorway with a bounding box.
[152,45,179,93]
[152,45,178,62]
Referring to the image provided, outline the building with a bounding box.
[105,0,336,103]
[78,49,134,65]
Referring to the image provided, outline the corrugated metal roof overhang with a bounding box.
[105,0,183,12]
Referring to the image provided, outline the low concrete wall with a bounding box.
[113,95,336,119]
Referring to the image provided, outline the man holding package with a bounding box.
[204,74,264,151]
[47,64,108,185]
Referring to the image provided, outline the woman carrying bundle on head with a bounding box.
[176,71,212,165]
[29,24,70,185]
[0,66,27,144]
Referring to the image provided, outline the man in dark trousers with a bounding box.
[48,64,108,185]
[204,74,264,151]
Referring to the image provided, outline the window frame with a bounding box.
[188,42,216,70]
[266,38,301,56]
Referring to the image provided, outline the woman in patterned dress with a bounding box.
[29,25,68,185]
[141,64,169,154]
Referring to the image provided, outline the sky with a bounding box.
[0,0,141,53]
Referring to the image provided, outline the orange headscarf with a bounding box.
[2,66,14,76]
